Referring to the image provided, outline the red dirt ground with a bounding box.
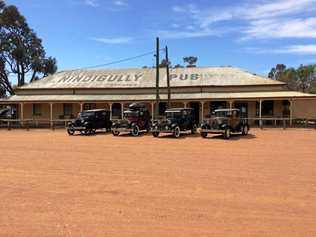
[0,128,316,237]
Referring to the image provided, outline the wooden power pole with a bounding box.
[165,46,171,108]
[155,37,160,119]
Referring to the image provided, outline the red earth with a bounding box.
[0,128,315,236]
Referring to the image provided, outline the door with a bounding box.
[189,102,200,125]
[180,110,190,130]
[231,110,241,130]
[234,102,248,118]
[138,111,146,130]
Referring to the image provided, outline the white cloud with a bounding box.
[157,29,220,39]
[171,23,180,28]
[246,45,316,55]
[186,25,195,31]
[172,4,198,14]
[163,0,316,40]
[276,45,316,55]
[113,0,128,7]
[243,18,316,39]
[84,0,98,7]
[91,37,133,44]
[242,0,316,20]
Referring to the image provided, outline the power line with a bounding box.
[76,49,165,70]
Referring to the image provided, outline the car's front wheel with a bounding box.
[223,127,231,139]
[152,132,159,137]
[131,125,140,136]
[173,126,181,138]
[242,125,249,135]
[200,132,207,138]
[80,130,88,135]
[67,126,75,136]
[191,124,197,134]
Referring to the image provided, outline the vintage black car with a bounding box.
[111,103,151,136]
[67,109,112,135]
[151,108,196,138]
[200,108,249,139]
[0,107,16,119]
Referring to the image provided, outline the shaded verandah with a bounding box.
[0,97,305,129]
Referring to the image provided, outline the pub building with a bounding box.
[1,66,316,127]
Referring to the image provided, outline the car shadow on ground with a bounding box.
[113,132,150,138]
[149,132,200,139]
[204,133,256,140]
[70,130,112,136]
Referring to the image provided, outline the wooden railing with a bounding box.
[0,117,315,130]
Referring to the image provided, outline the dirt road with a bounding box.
[0,128,315,236]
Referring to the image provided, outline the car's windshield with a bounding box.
[214,111,231,117]
[0,109,9,116]
[79,111,95,118]
[124,111,138,119]
[166,111,181,118]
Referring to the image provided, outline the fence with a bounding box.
[0,119,72,130]
[0,117,316,130]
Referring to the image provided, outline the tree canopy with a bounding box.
[268,64,316,93]
[0,1,57,96]
[183,56,198,68]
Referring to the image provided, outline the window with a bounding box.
[112,103,122,118]
[63,104,73,116]
[83,103,96,110]
[235,102,248,118]
[282,100,290,117]
[256,101,274,116]
[159,102,167,116]
[32,104,41,116]
[210,101,227,113]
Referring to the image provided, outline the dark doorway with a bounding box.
[189,102,200,124]
[210,101,227,113]
[83,103,96,110]
[234,102,248,118]
[282,100,290,117]
[256,101,274,116]
[112,103,122,119]
[159,102,167,116]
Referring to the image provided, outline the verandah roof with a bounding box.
[2,91,315,103]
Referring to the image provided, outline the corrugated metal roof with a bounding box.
[18,67,284,89]
[3,91,315,102]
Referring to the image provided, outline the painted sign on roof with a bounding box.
[20,67,284,89]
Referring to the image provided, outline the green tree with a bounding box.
[281,67,298,91]
[159,59,171,68]
[173,64,184,68]
[183,56,198,67]
[311,80,316,94]
[0,0,4,9]
[269,64,316,93]
[296,64,315,93]
[268,64,286,80]
[0,1,57,96]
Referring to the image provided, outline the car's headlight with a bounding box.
[171,124,176,128]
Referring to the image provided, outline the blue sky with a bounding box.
[5,0,316,76]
